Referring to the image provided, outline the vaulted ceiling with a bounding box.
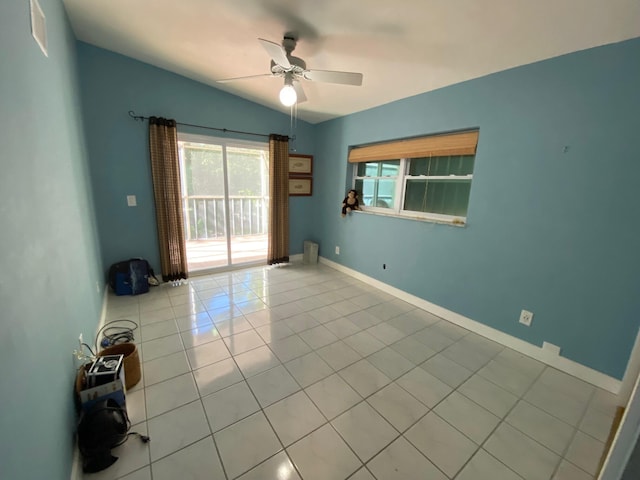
[63,0,640,123]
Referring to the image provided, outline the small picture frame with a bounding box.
[289,177,313,196]
[288,154,313,175]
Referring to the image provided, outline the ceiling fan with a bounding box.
[217,35,363,106]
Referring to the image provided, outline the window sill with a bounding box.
[354,209,466,227]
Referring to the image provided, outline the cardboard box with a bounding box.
[79,379,126,412]
[75,357,127,412]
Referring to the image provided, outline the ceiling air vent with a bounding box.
[30,0,47,57]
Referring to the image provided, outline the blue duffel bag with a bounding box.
[108,258,157,295]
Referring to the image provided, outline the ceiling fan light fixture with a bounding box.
[279,83,297,106]
[220,36,362,108]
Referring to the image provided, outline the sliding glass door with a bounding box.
[178,133,269,272]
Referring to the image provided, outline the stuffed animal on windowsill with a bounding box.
[341,189,361,217]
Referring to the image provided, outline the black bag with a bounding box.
[108,259,157,295]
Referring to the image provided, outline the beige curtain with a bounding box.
[268,134,289,264]
[149,117,188,281]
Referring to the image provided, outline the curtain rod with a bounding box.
[128,111,290,140]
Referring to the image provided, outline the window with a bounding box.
[349,130,478,224]
[354,160,399,209]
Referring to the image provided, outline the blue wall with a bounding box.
[0,1,104,479]
[77,43,316,275]
[312,38,640,379]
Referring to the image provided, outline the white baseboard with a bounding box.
[319,257,621,393]
[71,284,109,479]
[70,440,81,480]
[98,283,108,335]
[91,283,109,352]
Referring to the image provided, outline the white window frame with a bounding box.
[352,157,473,225]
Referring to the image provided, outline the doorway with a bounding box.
[178,134,269,272]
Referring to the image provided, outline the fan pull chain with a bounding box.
[289,103,298,151]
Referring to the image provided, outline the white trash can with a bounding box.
[303,241,319,264]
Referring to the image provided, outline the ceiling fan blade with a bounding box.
[293,81,307,103]
[304,69,363,86]
[216,73,274,83]
[258,38,291,69]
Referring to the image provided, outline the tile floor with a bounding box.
[83,263,618,480]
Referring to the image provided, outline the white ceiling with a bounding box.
[63,0,640,124]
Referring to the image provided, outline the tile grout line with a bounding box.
[132,292,486,478]
[217,310,314,480]
[108,264,605,480]
[444,361,551,480]
[549,386,600,479]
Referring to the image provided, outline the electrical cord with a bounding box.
[78,403,150,456]
[121,432,150,445]
[81,343,96,357]
[94,319,138,351]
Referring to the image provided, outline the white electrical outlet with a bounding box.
[519,309,533,326]
[335,246,340,255]
[78,333,83,351]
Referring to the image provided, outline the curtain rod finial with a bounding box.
[129,110,145,122]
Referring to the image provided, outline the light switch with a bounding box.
[127,195,137,207]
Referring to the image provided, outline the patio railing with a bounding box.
[183,195,268,240]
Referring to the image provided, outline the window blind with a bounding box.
[348,130,479,163]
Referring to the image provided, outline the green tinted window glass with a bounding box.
[408,158,429,176]
[408,155,475,176]
[354,179,364,202]
[404,179,471,216]
[404,179,428,211]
